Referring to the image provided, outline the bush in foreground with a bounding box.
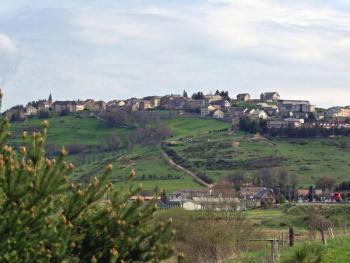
[0,116,174,262]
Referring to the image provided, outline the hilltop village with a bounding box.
[4,91,350,133]
[5,90,350,211]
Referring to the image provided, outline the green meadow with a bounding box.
[8,113,350,192]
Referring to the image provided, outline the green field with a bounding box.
[166,127,350,185]
[9,114,132,145]
[156,205,350,263]
[225,205,350,262]
[165,117,231,138]
[9,114,229,192]
[278,237,350,263]
[231,238,350,263]
[9,113,350,191]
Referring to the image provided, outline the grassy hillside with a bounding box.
[9,113,350,190]
[9,114,132,146]
[9,114,227,192]
[165,117,231,138]
[165,127,350,185]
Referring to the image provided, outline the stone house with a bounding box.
[254,189,277,207]
[192,197,240,211]
[260,92,280,102]
[139,100,153,110]
[25,104,38,116]
[201,105,220,117]
[168,189,210,200]
[236,93,251,102]
[248,109,268,120]
[160,95,187,110]
[84,100,106,112]
[278,100,315,118]
[3,105,26,120]
[325,107,350,118]
[68,101,85,112]
[210,99,231,108]
[267,118,304,129]
[53,101,70,112]
[240,186,266,199]
[143,96,161,108]
[185,99,207,110]
[126,98,141,111]
[204,94,222,103]
[267,120,289,129]
[38,101,51,111]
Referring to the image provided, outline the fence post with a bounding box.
[320,230,327,245]
[270,238,279,263]
[289,227,294,247]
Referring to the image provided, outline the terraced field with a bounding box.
[165,124,350,185]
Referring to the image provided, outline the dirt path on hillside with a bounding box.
[245,133,276,147]
[161,148,212,188]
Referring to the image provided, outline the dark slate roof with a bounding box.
[254,188,276,200]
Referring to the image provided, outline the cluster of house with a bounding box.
[3,93,230,120]
[3,95,108,120]
[133,185,324,212]
[4,91,350,129]
[232,92,350,129]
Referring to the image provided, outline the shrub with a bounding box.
[281,243,324,263]
[0,118,174,262]
[155,210,263,263]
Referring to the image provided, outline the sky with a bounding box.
[1,0,350,110]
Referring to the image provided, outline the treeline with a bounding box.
[100,108,175,129]
[239,117,268,134]
[191,90,230,101]
[191,156,285,170]
[226,168,299,200]
[239,117,350,138]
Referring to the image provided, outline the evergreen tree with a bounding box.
[0,95,175,262]
[182,90,188,98]
[191,92,204,100]
[308,186,314,201]
[48,94,53,104]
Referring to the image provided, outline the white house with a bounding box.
[182,200,202,211]
[248,109,268,120]
[213,109,225,119]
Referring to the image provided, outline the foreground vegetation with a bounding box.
[0,118,174,262]
[280,238,350,263]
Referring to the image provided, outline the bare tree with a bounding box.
[316,176,337,193]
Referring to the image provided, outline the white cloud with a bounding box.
[0,34,21,84]
[200,0,350,63]
[2,0,350,109]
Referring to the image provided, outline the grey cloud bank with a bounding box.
[1,0,350,110]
